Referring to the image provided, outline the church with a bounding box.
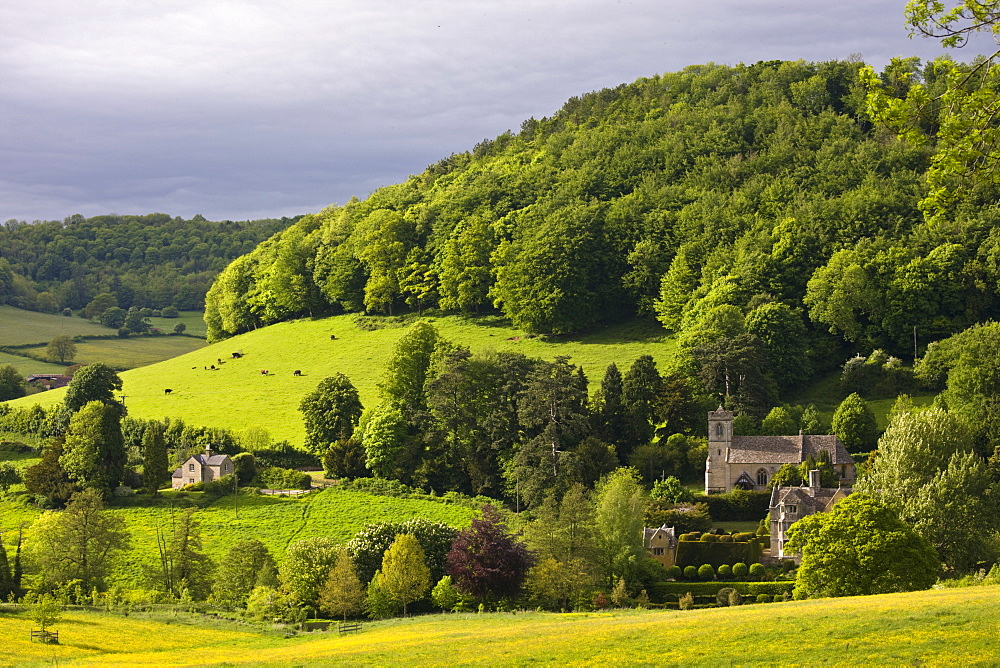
[704,407,856,494]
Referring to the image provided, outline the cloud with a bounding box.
[0,0,994,221]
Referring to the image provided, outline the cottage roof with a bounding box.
[772,485,852,514]
[729,434,852,465]
[192,453,230,466]
[643,525,677,547]
[172,468,183,478]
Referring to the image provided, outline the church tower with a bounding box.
[705,407,734,493]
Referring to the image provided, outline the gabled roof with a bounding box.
[729,434,853,465]
[772,485,852,514]
[172,468,183,478]
[191,453,231,466]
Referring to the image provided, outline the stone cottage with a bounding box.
[643,525,677,569]
[704,408,855,494]
[768,469,852,561]
[171,447,234,490]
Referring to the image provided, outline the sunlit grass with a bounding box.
[18,335,207,370]
[1,585,998,666]
[7,314,676,444]
[0,305,107,345]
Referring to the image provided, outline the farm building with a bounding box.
[172,447,234,489]
[25,373,69,390]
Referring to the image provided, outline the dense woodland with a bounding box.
[0,213,297,312]
[204,59,1000,377]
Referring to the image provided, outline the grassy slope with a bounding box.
[2,586,998,666]
[0,305,108,344]
[0,350,67,376]
[147,311,208,338]
[20,335,206,370]
[6,314,676,444]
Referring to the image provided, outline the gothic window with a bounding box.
[756,468,768,486]
[715,423,723,438]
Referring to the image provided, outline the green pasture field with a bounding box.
[2,586,998,666]
[148,310,208,338]
[0,485,477,590]
[19,335,206,370]
[0,305,108,345]
[788,370,935,430]
[5,314,677,444]
[0,349,67,376]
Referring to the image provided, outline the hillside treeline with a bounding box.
[0,213,298,312]
[205,58,1000,367]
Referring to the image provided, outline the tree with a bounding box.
[522,484,595,563]
[63,363,124,415]
[0,462,22,494]
[163,508,214,600]
[347,519,457,585]
[620,356,663,459]
[0,364,26,401]
[380,534,431,616]
[760,407,797,436]
[99,307,127,329]
[280,536,341,608]
[526,556,596,611]
[299,373,364,455]
[786,493,939,597]
[25,488,129,593]
[59,401,126,496]
[318,548,366,620]
[23,439,76,507]
[211,539,278,609]
[46,335,76,364]
[649,476,694,504]
[831,393,878,453]
[28,593,63,634]
[446,505,535,606]
[141,421,168,494]
[173,322,187,334]
[0,530,13,600]
[82,293,117,320]
[592,468,647,588]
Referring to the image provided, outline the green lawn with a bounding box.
[0,349,68,376]
[1,586,998,666]
[0,305,108,344]
[5,314,677,444]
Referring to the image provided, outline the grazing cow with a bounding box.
[232,352,243,358]
[330,334,337,340]
[164,388,172,394]
[293,370,301,376]
[210,364,216,370]
[260,369,268,376]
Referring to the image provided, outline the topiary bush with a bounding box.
[757,593,771,604]
[697,564,715,581]
[666,565,682,580]
[749,563,766,580]
[732,562,749,578]
[699,533,719,542]
[716,564,732,580]
[683,565,698,580]
[718,534,734,543]
[716,587,737,606]
[733,532,755,542]
[773,594,784,603]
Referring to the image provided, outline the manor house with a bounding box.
[704,407,855,494]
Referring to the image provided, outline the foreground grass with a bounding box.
[6,314,676,443]
[2,586,998,666]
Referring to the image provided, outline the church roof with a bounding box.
[729,434,853,465]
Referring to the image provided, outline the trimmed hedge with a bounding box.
[676,539,763,568]
[693,490,770,521]
[651,581,795,599]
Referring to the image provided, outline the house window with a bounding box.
[652,547,664,556]
[786,504,797,514]
[188,463,194,472]
[756,468,768,486]
[189,478,195,484]
[223,463,228,472]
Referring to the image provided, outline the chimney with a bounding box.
[809,469,820,490]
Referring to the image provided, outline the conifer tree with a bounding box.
[141,421,168,495]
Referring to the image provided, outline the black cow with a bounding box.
[293,370,302,376]
[164,389,173,394]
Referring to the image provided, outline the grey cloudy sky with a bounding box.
[1,1,994,223]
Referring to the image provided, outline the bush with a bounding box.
[666,565,682,580]
[117,327,130,338]
[679,532,702,541]
[252,443,320,470]
[716,587,737,606]
[749,563,766,580]
[683,566,698,580]
[678,592,694,610]
[650,581,795,599]
[733,532,755,542]
[203,473,236,498]
[756,594,771,604]
[161,306,180,318]
[718,534,734,543]
[773,594,784,603]
[693,490,770,521]
[697,564,714,581]
[699,533,719,543]
[716,564,732,580]
[255,466,312,490]
[732,562,749,578]
[645,501,713,534]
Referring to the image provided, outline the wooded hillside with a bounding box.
[204,59,1000,369]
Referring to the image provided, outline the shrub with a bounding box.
[699,533,719,543]
[756,594,771,604]
[161,306,180,318]
[716,564,732,580]
[680,532,702,541]
[255,466,312,490]
[728,589,742,606]
[683,566,698,580]
[697,564,714,581]
[646,501,713,534]
[678,592,694,610]
[732,562,749,578]
[773,594,784,603]
[749,563,766,580]
[118,327,130,338]
[718,534,734,543]
[716,587,737,606]
[733,532,755,542]
[666,565,682,580]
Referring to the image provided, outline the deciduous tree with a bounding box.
[447,505,534,606]
[380,534,431,616]
[318,547,366,621]
[45,335,76,364]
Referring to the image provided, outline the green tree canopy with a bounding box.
[380,534,431,616]
[299,373,364,454]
